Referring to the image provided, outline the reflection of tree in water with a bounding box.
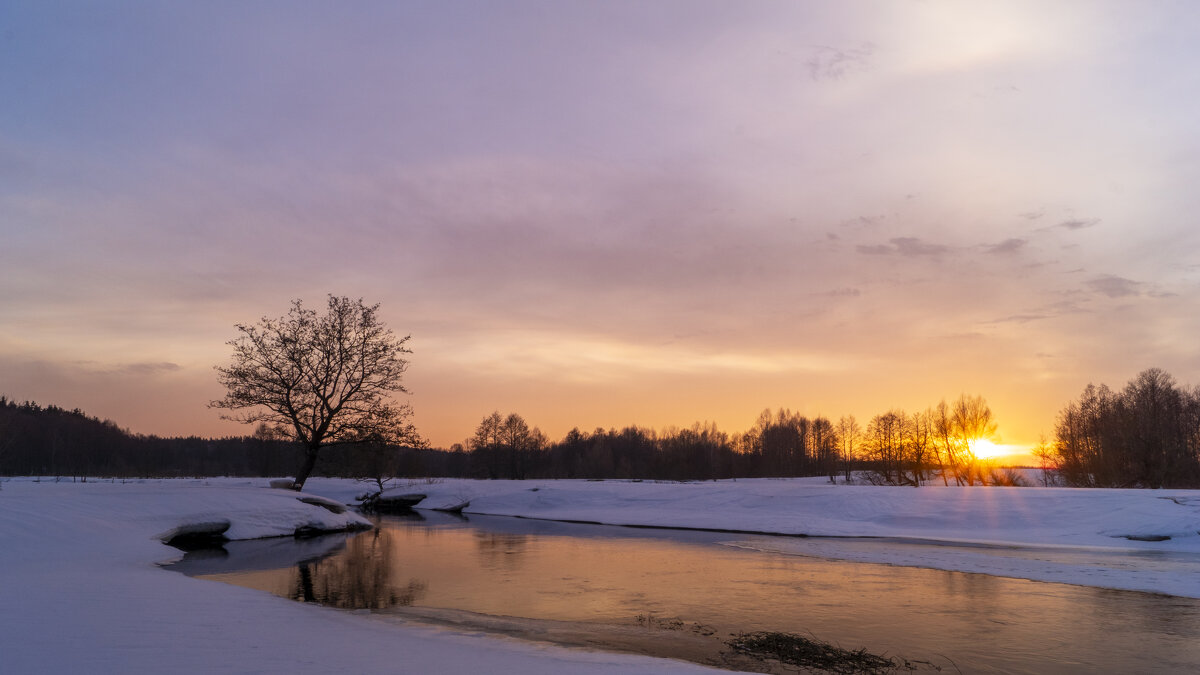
[291,529,426,609]
[473,531,530,571]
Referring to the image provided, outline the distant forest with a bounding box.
[2,368,1198,488]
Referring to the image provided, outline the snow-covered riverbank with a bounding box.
[2,477,1198,672]
[371,477,1200,597]
[0,478,720,674]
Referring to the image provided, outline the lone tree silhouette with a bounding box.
[212,296,421,490]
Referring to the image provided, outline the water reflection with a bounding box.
[165,532,351,576]
[185,514,1200,674]
[473,531,530,570]
[383,508,426,522]
[289,529,426,609]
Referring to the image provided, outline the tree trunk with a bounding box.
[293,445,320,491]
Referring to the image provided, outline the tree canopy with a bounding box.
[1054,368,1200,488]
[211,296,422,489]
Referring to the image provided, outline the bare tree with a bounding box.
[836,415,860,482]
[352,440,403,495]
[951,394,997,486]
[469,411,505,479]
[906,409,935,485]
[931,401,957,485]
[1031,435,1057,487]
[469,412,547,479]
[1054,369,1200,488]
[865,410,909,485]
[810,416,837,482]
[211,296,422,490]
[499,413,546,480]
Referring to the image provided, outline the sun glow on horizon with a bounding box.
[970,438,1027,461]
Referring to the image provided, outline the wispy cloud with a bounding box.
[987,298,1090,324]
[893,238,949,256]
[1058,218,1100,231]
[984,238,1027,255]
[61,360,185,377]
[114,362,183,376]
[436,330,858,383]
[806,43,874,81]
[856,244,892,255]
[857,237,948,257]
[823,287,862,298]
[987,314,1049,324]
[1087,275,1141,298]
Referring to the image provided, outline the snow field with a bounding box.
[2,476,1197,674]
[0,479,721,674]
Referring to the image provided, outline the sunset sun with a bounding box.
[969,439,1011,460]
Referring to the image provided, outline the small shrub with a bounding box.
[985,467,1029,487]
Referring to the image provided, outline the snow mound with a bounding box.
[156,520,232,546]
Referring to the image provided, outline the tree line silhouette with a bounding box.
[0,398,301,479]
[1054,368,1200,488]
[448,394,1009,486]
[2,368,1199,487]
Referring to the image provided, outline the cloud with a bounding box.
[987,298,1090,324]
[806,43,874,81]
[856,244,893,255]
[50,360,184,378]
[857,237,949,257]
[987,314,1049,324]
[985,238,1027,255]
[823,288,862,298]
[839,215,886,231]
[1058,218,1100,231]
[1087,275,1141,298]
[113,362,183,376]
[892,237,949,256]
[434,330,857,384]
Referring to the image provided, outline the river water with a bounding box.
[167,512,1200,673]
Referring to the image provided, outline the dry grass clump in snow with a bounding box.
[726,631,939,674]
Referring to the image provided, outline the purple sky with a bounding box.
[3,1,1200,451]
